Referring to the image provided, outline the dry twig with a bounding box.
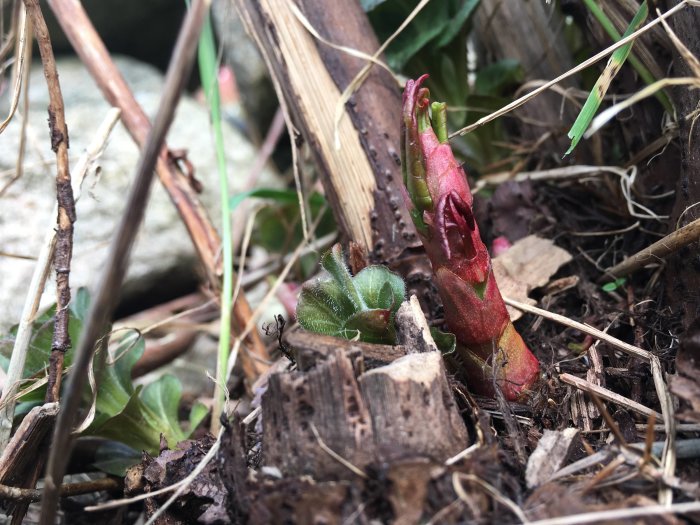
[21,0,73,406]
[605,217,700,278]
[0,109,120,452]
[0,476,120,503]
[560,373,662,420]
[38,3,210,522]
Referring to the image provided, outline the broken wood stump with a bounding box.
[215,329,489,523]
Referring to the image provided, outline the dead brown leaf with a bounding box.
[493,235,573,321]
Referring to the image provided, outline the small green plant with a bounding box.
[602,277,627,293]
[0,289,207,469]
[86,334,207,455]
[296,244,405,344]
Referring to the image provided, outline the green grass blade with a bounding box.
[188,3,232,432]
[566,1,648,156]
[582,0,672,113]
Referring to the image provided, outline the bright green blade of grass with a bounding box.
[188,2,232,432]
[565,0,648,156]
[582,0,672,113]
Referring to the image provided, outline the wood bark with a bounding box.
[0,403,57,520]
[220,333,503,523]
[233,0,418,260]
[285,329,406,369]
[663,1,700,328]
[261,338,468,478]
[474,1,579,153]
[359,352,470,464]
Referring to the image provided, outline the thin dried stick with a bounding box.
[2,5,72,518]
[0,476,120,502]
[21,0,73,408]
[605,217,700,278]
[38,3,209,522]
[0,4,28,134]
[0,108,121,452]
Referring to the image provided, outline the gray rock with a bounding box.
[211,0,278,143]
[0,56,278,333]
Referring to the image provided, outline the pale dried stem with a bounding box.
[0,4,28,134]
[560,373,662,419]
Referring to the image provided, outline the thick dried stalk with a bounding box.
[234,0,416,260]
[38,3,210,522]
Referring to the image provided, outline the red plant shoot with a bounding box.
[401,74,539,400]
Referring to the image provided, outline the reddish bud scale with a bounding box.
[401,75,539,400]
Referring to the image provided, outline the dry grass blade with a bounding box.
[0,4,29,134]
[560,373,662,420]
[332,0,429,148]
[566,1,649,154]
[288,1,398,80]
[587,77,700,136]
[588,6,700,138]
[658,7,700,78]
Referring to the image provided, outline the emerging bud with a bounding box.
[401,75,539,400]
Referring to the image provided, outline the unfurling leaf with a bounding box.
[296,244,406,344]
[401,75,540,400]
